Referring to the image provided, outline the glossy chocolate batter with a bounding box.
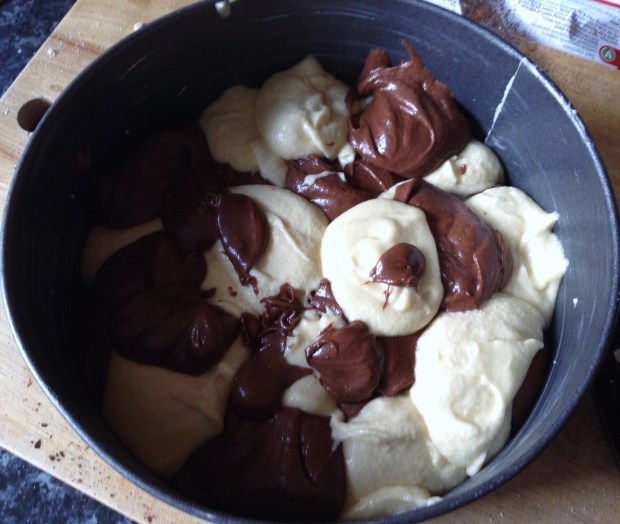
[286,155,372,220]
[349,41,471,179]
[306,320,383,403]
[368,242,427,290]
[394,179,512,311]
[229,284,311,419]
[96,123,212,228]
[175,408,346,522]
[308,278,344,316]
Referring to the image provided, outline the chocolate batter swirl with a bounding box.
[306,320,383,403]
[216,192,269,294]
[349,41,471,179]
[286,155,372,220]
[394,179,512,311]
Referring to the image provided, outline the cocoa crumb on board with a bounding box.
[33,439,42,449]
[47,451,65,462]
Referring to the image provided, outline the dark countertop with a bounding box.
[0,1,133,522]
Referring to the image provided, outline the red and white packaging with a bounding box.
[427,0,620,69]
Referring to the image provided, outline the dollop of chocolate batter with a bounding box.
[230,284,311,419]
[344,159,405,195]
[349,41,471,179]
[96,123,212,228]
[216,192,269,294]
[308,278,344,316]
[306,321,383,403]
[261,282,303,335]
[230,335,311,419]
[109,286,239,376]
[304,281,422,416]
[333,330,423,419]
[368,242,426,290]
[174,408,345,522]
[94,231,206,307]
[286,155,372,220]
[394,179,512,311]
[89,230,240,375]
[160,175,221,252]
[161,180,270,292]
[375,331,422,397]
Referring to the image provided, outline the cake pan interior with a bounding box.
[2,1,618,522]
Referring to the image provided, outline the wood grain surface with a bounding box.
[0,2,619,523]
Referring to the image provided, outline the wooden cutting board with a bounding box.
[1,1,619,523]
